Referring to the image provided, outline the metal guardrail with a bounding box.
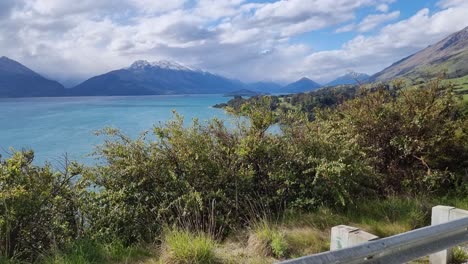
[279,216,468,264]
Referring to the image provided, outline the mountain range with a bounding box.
[0,26,467,98]
[69,60,245,96]
[247,82,283,93]
[325,73,370,86]
[282,77,321,93]
[0,56,65,97]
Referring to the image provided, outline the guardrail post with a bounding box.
[330,225,379,250]
[429,205,455,264]
[281,208,468,264]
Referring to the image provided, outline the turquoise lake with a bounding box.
[0,95,231,165]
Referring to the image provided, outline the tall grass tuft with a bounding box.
[452,246,468,264]
[248,220,288,259]
[161,230,218,264]
[42,239,151,264]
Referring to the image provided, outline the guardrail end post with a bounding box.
[330,225,378,251]
[331,225,358,250]
[429,205,455,264]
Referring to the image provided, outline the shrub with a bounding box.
[0,151,83,262]
[311,80,468,194]
[84,110,295,243]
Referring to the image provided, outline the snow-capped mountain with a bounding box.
[127,60,204,73]
[69,60,245,96]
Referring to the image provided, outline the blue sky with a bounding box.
[0,0,467,85]
[293,0,440,51]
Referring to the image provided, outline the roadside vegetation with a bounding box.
[1,78,467,263]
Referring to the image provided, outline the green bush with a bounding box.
[310,80,468,194]
[0,151,83,262]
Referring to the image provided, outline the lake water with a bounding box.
[0,95,231,165]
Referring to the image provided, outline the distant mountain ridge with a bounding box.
[326,73,369,86]
[247,82,283,93]
[371,26,468,81]
[69,60,246,96]
[0,56,65,98]
[2,26,468,98]
[282,77,321,93]
[224,89,264,97]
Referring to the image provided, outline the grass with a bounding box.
[200,196,468,263]
[447,75,468,87]
[445,75,468,97]
[452,246,468,264]
[282,227,329,258]
[160,230,218,264]
[42,239,153,264]
[248,220,288,258]
[13,196,468,264]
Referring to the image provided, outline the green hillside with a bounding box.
[371,26,468,82]
[445,75,468,101]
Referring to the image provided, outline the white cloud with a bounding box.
[336,11,400,33]
[250,0,393,37]
[335,23,355,33]
[376,4,389,12]
[437,0,468,8]
[128,0,188,13]
[300,6,468,82]
[194,0,246,19]
[0,0,466,85]
[357,11,400,32]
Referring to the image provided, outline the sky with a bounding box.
[1,0,467,86]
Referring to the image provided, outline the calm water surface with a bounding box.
[0,95,231,165]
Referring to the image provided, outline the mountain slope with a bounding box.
[326,73,369,86]
[0,56,65,98]
[371,26,468,82]
[282,77,321,93]
[70,60,245,96]
[247,81,283,93]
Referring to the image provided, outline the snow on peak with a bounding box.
[128,60,203,72]
[129,60,151,69]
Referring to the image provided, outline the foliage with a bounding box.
[0,151,83,262]
[312,79,468,194]
[218,85,358,120]
[82,98,369,244]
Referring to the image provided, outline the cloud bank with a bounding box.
[0,0,467,86]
